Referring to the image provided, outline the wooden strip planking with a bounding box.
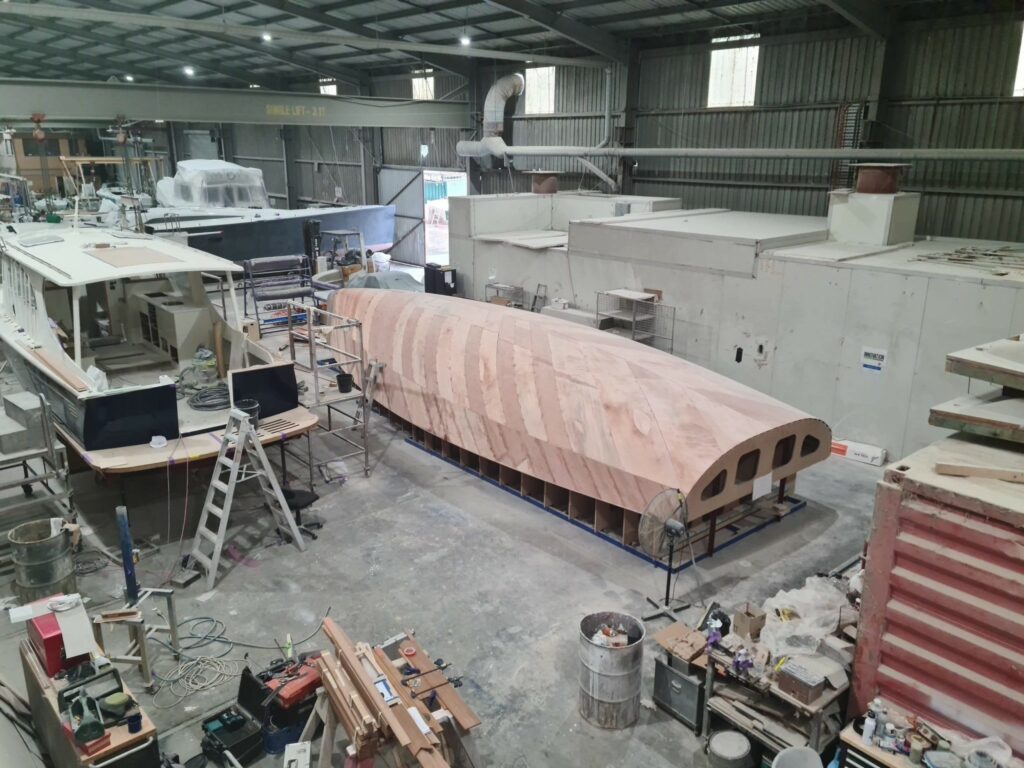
[372,647,442,745]
[935,462,1024,484]
[398,636,481,732]
[322,619,411,747]
[330,290,831,522]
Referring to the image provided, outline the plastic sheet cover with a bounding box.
[155,159,270,209]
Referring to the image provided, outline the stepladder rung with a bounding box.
[197,527,219,544]
[188,409,308,588]
[191,552,213,570]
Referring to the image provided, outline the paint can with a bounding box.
[126,711,143,734]
[578,611,644,729]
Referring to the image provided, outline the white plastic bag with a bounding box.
[759,576,848,657]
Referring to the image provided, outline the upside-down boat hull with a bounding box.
[330,290,831,521]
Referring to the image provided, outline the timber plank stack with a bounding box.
[318,619,479,767]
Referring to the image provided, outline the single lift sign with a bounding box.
[861,347,887,373]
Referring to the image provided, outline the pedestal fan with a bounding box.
[638,488,692,624]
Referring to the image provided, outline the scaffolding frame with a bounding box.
[285,301,376,482]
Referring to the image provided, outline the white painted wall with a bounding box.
[451,193,1024,459]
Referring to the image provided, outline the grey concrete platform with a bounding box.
[0,416,880,767]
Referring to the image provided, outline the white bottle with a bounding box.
[861,712,877,746]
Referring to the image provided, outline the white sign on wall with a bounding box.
[861,346,887,373]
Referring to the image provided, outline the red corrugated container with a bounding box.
[852,436,1024,757]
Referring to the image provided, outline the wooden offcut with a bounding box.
[329,290,831,522]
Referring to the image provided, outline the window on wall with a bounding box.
[1014,28,1024,96]
[319,78,337,96]
[707,34,759,108]
[412,70,435,100]
[525,66,556,114]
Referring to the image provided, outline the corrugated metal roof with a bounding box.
[0,0,901,84]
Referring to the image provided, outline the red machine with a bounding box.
[28,607,90,677]
[262,653,322,709]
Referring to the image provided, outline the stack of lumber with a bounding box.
[930,336,1024,482]
[317,619,478,767]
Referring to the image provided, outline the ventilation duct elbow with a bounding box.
[483,73,525,137]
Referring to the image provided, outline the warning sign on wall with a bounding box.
[861,347,887,373]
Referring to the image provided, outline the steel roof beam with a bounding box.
[482,0,629,62]
[0,78,471,128]
[27,17,285,89]
[0,4,606,67]
[69,0,367,89]
[1,41,187,86]
[244,0,473,78]
[817,0,889,37]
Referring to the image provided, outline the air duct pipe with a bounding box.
[483,73,526,137]
[455,136,1024,162]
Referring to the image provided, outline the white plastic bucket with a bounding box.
[772,747,823,768]
[371,252,392,272]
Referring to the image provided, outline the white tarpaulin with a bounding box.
[155,159,270,209]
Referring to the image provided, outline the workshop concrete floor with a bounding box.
[0,418,881,768]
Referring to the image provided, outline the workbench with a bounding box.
[20,641,159,768]
[696,647,847,754]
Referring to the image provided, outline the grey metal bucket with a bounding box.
[578,611,645,729]
[9,518,76,603]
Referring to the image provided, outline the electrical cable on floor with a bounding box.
[186,382,230,411]
[146,610,332,708]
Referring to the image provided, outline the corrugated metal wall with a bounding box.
[475,16,1024,241]
[230,123,287,205]
[289,125,364,205]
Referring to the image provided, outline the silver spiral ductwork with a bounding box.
[483,73,526,137]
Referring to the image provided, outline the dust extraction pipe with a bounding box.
[484,74,526,137]
[456,136,1024,162]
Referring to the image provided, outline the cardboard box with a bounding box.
[831,439,887,467]
[732,602,766,640]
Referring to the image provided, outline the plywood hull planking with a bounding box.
[330,290,831,521]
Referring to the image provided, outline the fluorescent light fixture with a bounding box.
[124,74,134,82]
[261,31,272,42]
[183,66,195,76]
[249,84,261,89]
[460,35,471,46]
[154,119,165,124]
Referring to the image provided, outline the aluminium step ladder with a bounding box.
[187,408,306,590]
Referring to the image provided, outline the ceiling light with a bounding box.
[261,31,272,42]
[124,74,134,82]
[460,35,471,46]
[183,66,195,77]
[249,84,261,89]
[154,119,165,124]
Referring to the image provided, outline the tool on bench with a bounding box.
[411,675,463,700]
[185,407,306,590]
[400,659,449,687]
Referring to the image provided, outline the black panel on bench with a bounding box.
[83,384,180,450]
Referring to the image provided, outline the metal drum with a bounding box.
[578,611,645,729]
[9,518,76,602]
